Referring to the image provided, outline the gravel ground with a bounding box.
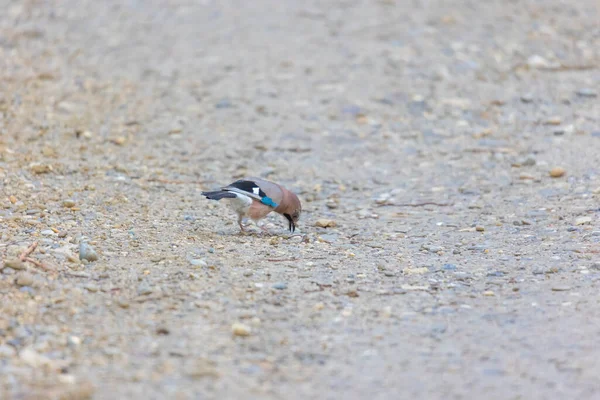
[1,0,599,399]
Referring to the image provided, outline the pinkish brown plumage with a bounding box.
[201,177,302,233]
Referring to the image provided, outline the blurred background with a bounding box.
[1,0,599,399]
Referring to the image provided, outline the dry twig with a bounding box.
[19,242,38,261]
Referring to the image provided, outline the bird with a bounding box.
[201,177,301,233]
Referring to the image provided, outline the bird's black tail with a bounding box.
[202,190,237,201]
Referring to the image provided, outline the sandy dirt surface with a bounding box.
[1,0,599,399]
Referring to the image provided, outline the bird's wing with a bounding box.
[223,179,281,207]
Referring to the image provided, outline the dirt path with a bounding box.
[1,0,599,399]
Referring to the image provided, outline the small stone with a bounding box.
[421,244,443,253]
[533,266,559,275]
[476,226,485,232]
[19,348,52,368]
[41,229,55,236]
[117,299,130,308]
[79,242,98,262]
[483,290,495,296]
[137,282,153,295]
[83,283,99,292]
[315,219,337,228]
[63,199,76,208]
[243,270,253,277]
[30,163,52,174]
[110,136,126,145]
[545,116,562,125]
[520,94,534,103]
[318,233,338,243]
[156,326,170,335]
[272,282,288,290]
[67,336,82,347]
[189,259,207,267]
[9,195,17,204]
[519,173,535,180]
[185,358,219,379]
[215,99,233,109]
[403,267,429,275]
[527,54,550,69]
[513,155,536,167]
[576,88,597,98]
[442,264,457,271]
[549,167,566,178]
[231,323,251,337]
[3,259,26,271]
[575,216,592,226]
[375,193,393,205]
[0,344,16,358]
[15,272,34,287]
[551,286,571,292]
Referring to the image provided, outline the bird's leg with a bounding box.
[237,215,246,234]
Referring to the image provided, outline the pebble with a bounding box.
[442,264,457,271]
[545,116,562,125]
[117,299,130,308]
[189,259,208,267]
[483,290,495,296]
[576,88,597,98]
[41,229,55,236]
[185,358,219,379]
[79,242,98,262]
[67,335,82,347]
[526,54,550,69]
[137,282,153,295]
[243,270,253,277]
[0,344,16,358]
[231,323,251,337]
[404,267,429,275]
[476,226,485,232]
[19,286,35,295]
[533,267,559,275]
[3,259,26,271]
[19,348,52,368]
[15,272,34,287]
[315,219,337,228]
[318,233,338,243]
[549,167,566,178]
[272,282,288,290]
[421,244,443,253]
[551,286,571,292]
[215,99,233,108]
[63,199,76,208]
[575,216,592,226]
[30,164,52,174]
[520,94,534,103]
[83,283,99,292]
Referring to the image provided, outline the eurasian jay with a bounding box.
[201,177,302,233]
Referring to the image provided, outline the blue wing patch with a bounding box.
[261,196,278,208]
